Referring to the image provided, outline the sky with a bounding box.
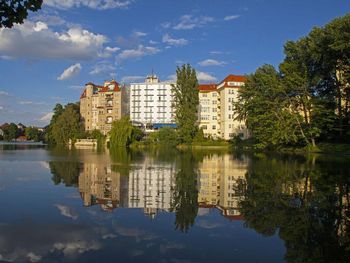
[0,0,349,126]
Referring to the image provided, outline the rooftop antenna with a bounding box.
[151,68,154,77]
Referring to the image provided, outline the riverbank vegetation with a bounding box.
[234,13,350,151]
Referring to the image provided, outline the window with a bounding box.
[106,116,113,123]
[202,93,207,97]
[212,100,217,105]
[212,116,217,120]
[212,108,217,112]
[212,125,216,130]
[107,109,112,114]
[201,125,207,130]
[212,92,217,97]
[229,133,235,138]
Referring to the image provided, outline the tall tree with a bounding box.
[172,64,199,144]
[0,0,43,28]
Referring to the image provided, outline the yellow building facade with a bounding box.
[80,80,122,135]
[198,75,250,140]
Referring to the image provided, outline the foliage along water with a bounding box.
[0,145,349,262]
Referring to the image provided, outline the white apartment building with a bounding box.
[130,75,175,128]
[198,74,250,140]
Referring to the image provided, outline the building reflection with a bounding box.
[76,151,248,220]
[197,154,247,220]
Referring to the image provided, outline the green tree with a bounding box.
[109,116,134,147]
[3,123,18,141]
[0,0,43,28]
[172,64,199,144]
[50,103,84,145]
[24,126,39,141]
[234,65,304,149]
[45,103,64,144]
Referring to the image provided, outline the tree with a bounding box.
[45,103,64,144]
[109,116,134,147]
[50,103,84,145]
[172,64,199,144]
[234,65,305,149]
[25,126,39,141]
[0,0,43,28]
[3,123,18,141]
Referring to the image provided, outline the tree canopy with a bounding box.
[0,0,43,28]
[234,13,350,149]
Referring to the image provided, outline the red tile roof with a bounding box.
[198,84,217,92]
[222,74,246,83]
[217,74,247,89]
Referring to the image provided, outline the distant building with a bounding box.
[129,75,175,128]
[80,80,122,135]
[198,74,250,140]
[0,128,4,137]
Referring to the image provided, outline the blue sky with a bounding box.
[0,0,349,126]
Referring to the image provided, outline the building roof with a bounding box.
[198,84,217,92]
[217,74,247,89]
[80,80,121,98]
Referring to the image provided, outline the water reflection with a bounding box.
[1,145,349,262]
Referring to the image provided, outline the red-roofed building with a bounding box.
[80,80,122,135]
[197,74,250,140]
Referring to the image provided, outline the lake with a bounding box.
[0,145,349,263]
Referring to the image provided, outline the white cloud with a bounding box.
[133,31,147,37]
[162,34,188,47]
[55,204,78,220]
[44,0,133,10]
[90,62,116,75]
[121,75,145,83]
[18,100,47,105]
[118,45,160,60]
[224,15,240,21]
[99,46,120,58]
[58,63,82,80]
[27,252,41,263]
[0,21,108,60]
[161,22,171,29]
[198,59,226,67]
[0,90,9,96]
[105,46,120,53]
[209,51,223,55]
[197,71,217,82]
[39,112,53,122]
[32,13,66,26]
[173,15,214,30]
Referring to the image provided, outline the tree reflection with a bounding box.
[171,151,199,233]
[241,154,350,262]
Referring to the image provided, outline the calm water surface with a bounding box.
[0,145,349,263]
